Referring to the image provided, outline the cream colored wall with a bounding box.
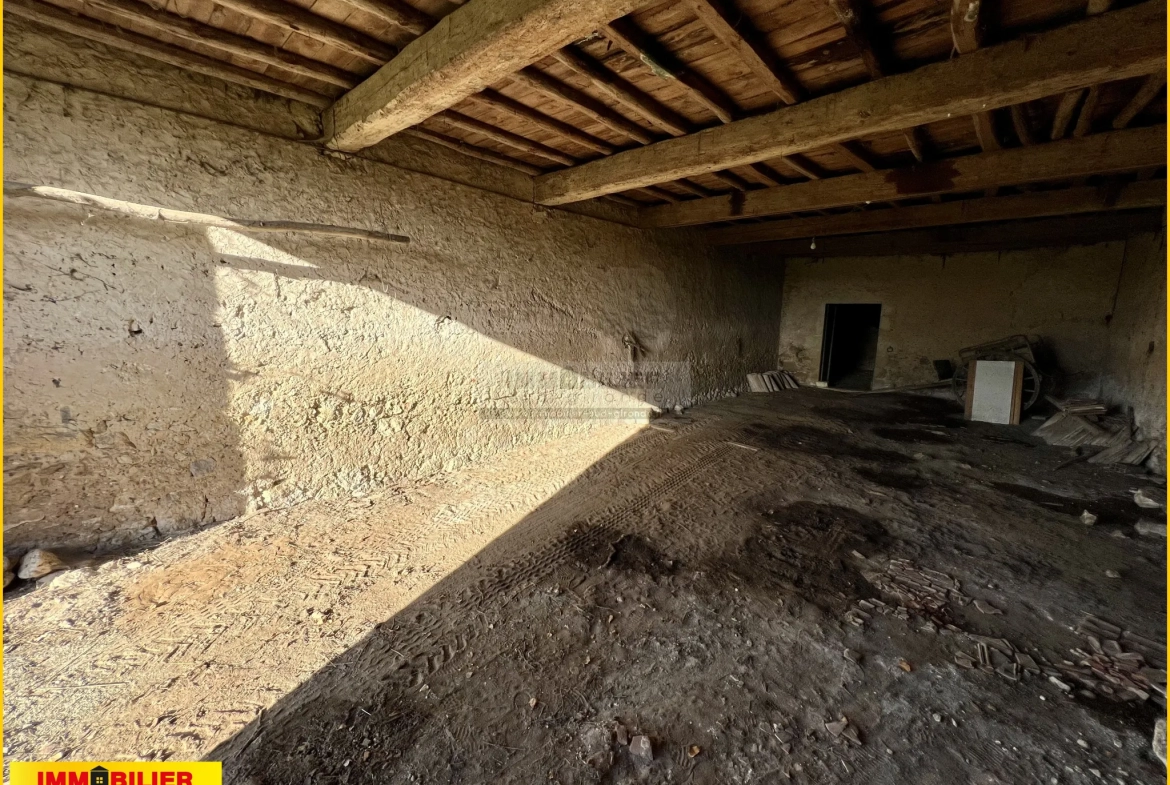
[3,73,783,553]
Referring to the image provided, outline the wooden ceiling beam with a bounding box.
[831,142,878,172]
[950,0,1000,153]
[339,0,432,36]
[437,111,578,166]
[511,67,656,145]
[324,0,644,151]
[704,180,1166,244]
[4,0,332,106]
[639,125,1165,227]
[533,2,1165,205]
[828,0,885,80]
[743,210,1164,256]
[549,47,691,137]
[1113,73,1167,129]
[465,90,616,155]
[1010,103,1035,145]
[73,0,358,88]
[1072,85,1101,137]
[403,128,545,175]
[685,0,802,104]
[1051,89,1084,139]
[210,0,395,65]
[600,17,738,123]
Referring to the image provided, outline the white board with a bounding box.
[967,360,1023,425]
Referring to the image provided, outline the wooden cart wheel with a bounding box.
[951,355,1043,411]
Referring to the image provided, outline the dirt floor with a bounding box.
[4,389,1167,784]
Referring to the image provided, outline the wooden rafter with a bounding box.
[704,180,1167,244]
[533,2,1166,205]
[403,128,545,175]
[5,0,332,106]
[437,111,577,166]
[1010,103,1035,145]
[464,90,616,155]
[1072,85,1101,137]
[1113,74,1167,129]
[510,67,657,145]
[639,125,1165,227]
[686,0,802,104]
[829,0,885,79]
[325,0,644,151]
[211,0,396,64]
[1051,90,1084,139]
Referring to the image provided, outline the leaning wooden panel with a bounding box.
[532,1,1166,204]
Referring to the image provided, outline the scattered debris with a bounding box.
[687,745,701,758]
[1155,719,1167,768]
[898,659,913,673]
[1079,510,1098,526]
[17,549,67,580]
[1034,405,1155,466]
[1135,519,1167,538]
[1104,569,1120,579]
[1133,487,1166,509]
[747,370,799,392]
[974,600,1003,615]
[3,555,13,588]
[614,724,629,747]
[844,649,863,665]
[825,716,863,746]
[528,697,537,709]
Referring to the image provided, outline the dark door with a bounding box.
[819,304,882,390]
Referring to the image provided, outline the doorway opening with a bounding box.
[819,303,882,390]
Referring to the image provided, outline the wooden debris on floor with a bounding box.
[1034,398,1155,465]
[747,370,799,392]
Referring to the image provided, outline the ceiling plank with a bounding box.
[438,111,578,166]
[705,180,1166,244]
[403,128,545,175]
[828,0,885,79]
[4,0,332,106]
[743,211,1163,256]
[510,67,656,145]
[600,17,738,123]
[533,2,1165,205]
[1072,85,1101,137]
[338,0,432,36]
[685,0,802,104]
[210,0,395,65]
[549,47,691,136]
[639,125,1165,227]
[465,90,616,155]
[1113,73,1167,129]
[325,0,644,151]
[1051,89,1085,139]
[72,0,358,88]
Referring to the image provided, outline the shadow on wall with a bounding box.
[3,193,782,555]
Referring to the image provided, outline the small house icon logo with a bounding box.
[90,768,110,785]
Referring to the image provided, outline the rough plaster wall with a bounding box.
[3,74,783,553]
[777,244,1129,392]
[1101,227,1167,463]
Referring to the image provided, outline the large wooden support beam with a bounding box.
[743,210,1164,256]
[324,0,643,151]
[532,1,1165,205]
[640,125,1165,227]
[704,180,1167,244]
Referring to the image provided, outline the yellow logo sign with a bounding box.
[9,762,222,785]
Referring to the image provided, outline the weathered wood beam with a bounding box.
[438,111,577,166]
[742,210,1163,256]
[1113,73,1166,129]
[832,142,878,172]
[403,128,545,175]
[465,90,616,155]
[780,155,826,180]
[903,128,927,162]
[950,0,999,153]
[211,0,395,65]
[710,169,752,190]
[673,179,715,197]
[549,47,691,137]
[325,0,643,151]
[829,0,885,79]
[686,0,802,104]
[511,67,656,144]
[1072,85,1101,137]
[340,0,432,36]
[639,125,1165,227]
[600,17,738,122]
[1051,89,1084,139]
[704,179,1166,244]
[77,0,358,88]
[4,0,332,106]
[533,2,1165,205]
[1010,103,1035,144]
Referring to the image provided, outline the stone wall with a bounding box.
[3,73,783,553]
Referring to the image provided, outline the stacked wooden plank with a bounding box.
[747,370,799,392]
[1034,397,1155,466]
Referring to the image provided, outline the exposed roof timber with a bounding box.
[1073,86,1101,138]
[1010,103,1035,145]
[599,17,738,122]
[685,0,802,104]
[747,210,1164,256]
[532,2,1166,205]
[464,90,616,155]
[704,179,1167,244]
[211,0,395,64]
[951,0,1000,152]
[325,0,644,151]
[437,111,578,166]
[640,125,1166,227]
[1114,74,1167,129]
[65,0,359,89]
[403,128,545,175]
[339,0,432,36]
[511,67,655,144]
[4,0,332,106]
[829,0,885,79]
[1051,89,1083,139]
